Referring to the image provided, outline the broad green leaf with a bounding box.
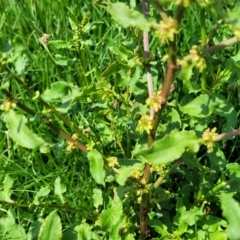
[0,210,15,232]
[49,40,74,49]
[108,2,151,31]
[93,188,103,209]
[0,210,27,239]
[100,60,129,80]
[179,94,222,118]
[221,194,240,240]
[178,64,200,93]
[2,110,45,149]
[88,150,106,186]
[2,174,14,202]
[226,6,240,28]
[198,215,227,232]
[100,202,122,231]
[54,54,76,66]
[15,53,28,75]
[137,131,199,164]
[108,43,133,61]
[226,163,240,180]
[62,228,77,240]
[115,166,132,186]
[209,231,228,240]
[215,100,237,132]
[33,186,51,205]
[74,223,98,240]
[54,177,66,204]
[38,210,62,240]
[41,81,71,102]
[28,220,42,240]
[6,225,27,240]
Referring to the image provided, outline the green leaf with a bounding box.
[88,150,106,186]
[221,194,240,240]
[6,225,27,240]
[54,54,75,66]
[115,166,132,186]
[178,64,200,93]
[226,163,240,180]
[0,175,14,202]
[100,202,123,231]
[54,177,66,204]
[74,223,98,240]
[93,188,103,209]
[3,174,14,202]
[2,110,45,149]
[0,37,12,53]
[33,186,51,205]
[179,94,222,118]
[100,60,129,80]
[137,131,199,164]
[215,99,237,132]
[49,40,74,49]
[41,81,71,102]
[108,2,151,31]
[38,210,62,240]
[226,6,240,28]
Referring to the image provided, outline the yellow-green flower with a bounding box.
[156,18,178,43]
[202,127,217,152]
[86,141,95,151]
[136,115,153,134]
[0,100,16,111]
[106,156,119,168]
[146,91,162,112]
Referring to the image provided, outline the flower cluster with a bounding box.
[86,141,95,151]
[156,17,178,43]
[106,156,119,168]
[136,115,153,134]
[66,134,78,151]
[178,45,206,72]
[130,167,143,179]
[202,127,218,152]
[146,91,162,112]
[234,28,240,40]
[0,99,16,111]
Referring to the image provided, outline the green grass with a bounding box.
[1,0,240,239]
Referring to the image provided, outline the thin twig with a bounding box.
[203,37,239,54]
[1,89,88,153]
[215,129,240,141]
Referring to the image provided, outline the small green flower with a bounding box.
[86,141,95,151]
[146,91,162,112]
[0,99,16,111]
[178,46,206,72]
[202,127,217,152]
[106,156,119,168]
[156,18,178,43]
[136,115,153,134]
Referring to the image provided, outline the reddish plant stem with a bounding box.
[140,2,185,239]
[140,0,153,237]
[1,89,88,153]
